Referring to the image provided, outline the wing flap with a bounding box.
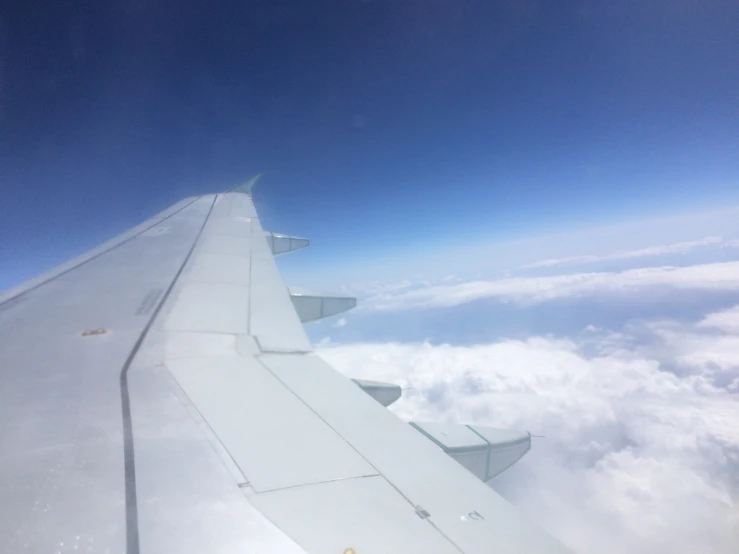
[249,476,460,554]
[165,354,377,492]
[126,358,307,554]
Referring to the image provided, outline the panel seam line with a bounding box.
[119,195,216,554]
[255,357,465,553]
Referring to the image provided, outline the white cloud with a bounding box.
[333,317,348,328]
[366,279,415,294]
[698,304,739,334]
[308,213,739,552]
[520,236,726,269]
[368,261,739,311]
[284,205,739,293]
[316,309,739,554]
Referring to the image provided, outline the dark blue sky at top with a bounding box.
[1,0,738,289]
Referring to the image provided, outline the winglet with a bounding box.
[227,173,263,196]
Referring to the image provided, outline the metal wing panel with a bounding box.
[165,281,251,334]
[156,192,377,492]
[203,194,254,237]
[248,217,312,353]
[249,476,460,554]
[163,195,254,335]
[165,354,378,492]
[143,192,473,551]
[198,232,252,256]
[1,186,572,554]
[229,192,258,218]
[125,353,307,554]
[186,252,252,285]
[0,196,215,554]
[260,353,572,553]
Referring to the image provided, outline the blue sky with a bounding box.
[2,1,739,290]
[2,3,739,552]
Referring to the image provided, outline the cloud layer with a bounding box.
[367,261,739,311]
[316,308,739,553]
[307,221,739,552]
[699,305,739,334]
[519,236,728,269]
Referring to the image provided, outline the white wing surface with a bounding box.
[0,177,572,553]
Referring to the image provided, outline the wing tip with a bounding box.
[228,173,263,195]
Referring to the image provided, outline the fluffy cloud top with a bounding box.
[368,261,739,310]
[317,313,739,553]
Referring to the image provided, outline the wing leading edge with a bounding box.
[0,177,573,554]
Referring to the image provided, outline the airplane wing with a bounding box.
[0,176,572,553]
